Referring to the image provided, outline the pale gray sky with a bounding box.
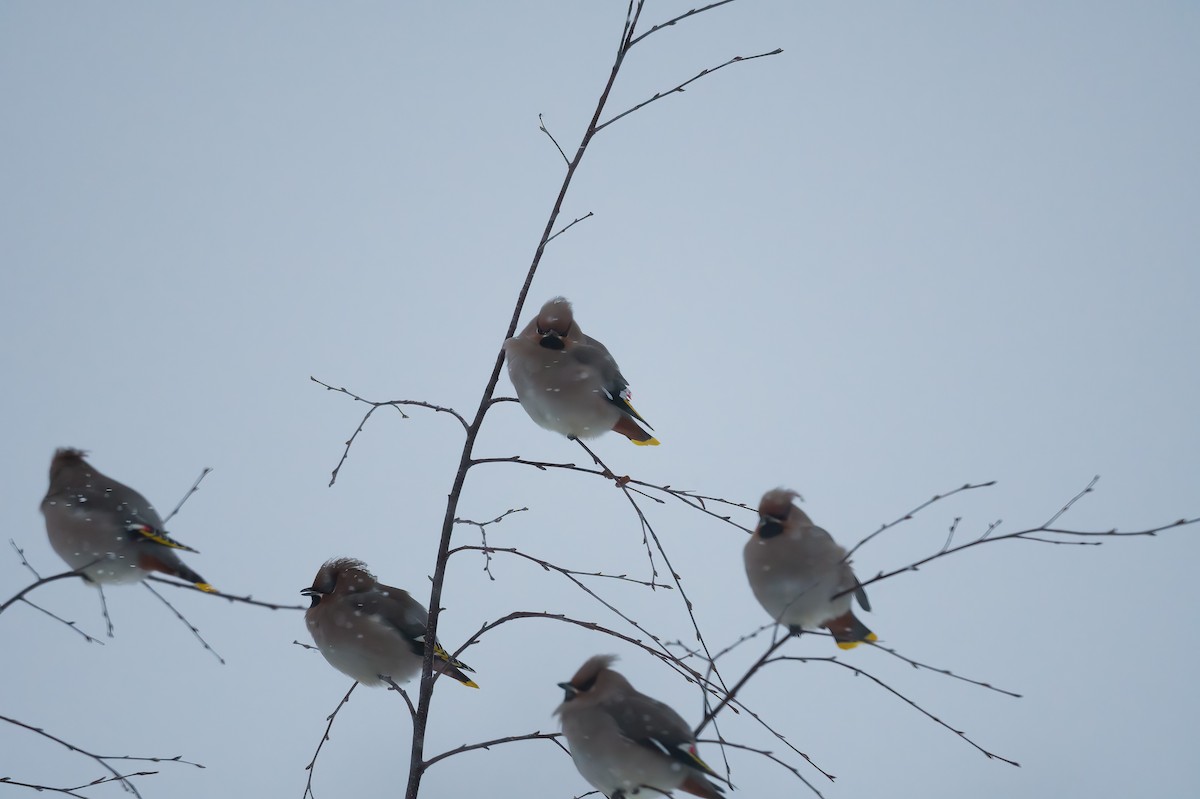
[2,2,1197,798]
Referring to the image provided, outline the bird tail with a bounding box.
[678,774,725,799]
[433,643,479,689]
[612,414,660,446]
[138,553,215,593]
[823,611,877,650]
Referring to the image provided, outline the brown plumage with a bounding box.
[40,448,212,591]
[555,655,724,799]
[504,297,659,445]
[744,488,876,649]
[302,558,477,688]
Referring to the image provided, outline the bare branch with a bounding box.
[13,596,103,644]
[471,455,753,532]
[695,738,825,799]
[628,0,739,47]
[538,113,569,166]
[567,438,731,700]
[771,655,1020,767]
[310,376,469,487]
[453,508,529,581]
[1042,474,1100,527]
[424,731,567,769]
[0,714,203,799]
[694,633,790,736]
[848,514,1200,597]
[455,611,722,702]
[142,581,225,664]
[383,677,418,724]
[844,481,997,561]
[146,575,305,611]
[0,772,157,798]
[303,683,357,799]
[0,571,84,617]
[867,641,1022,698]
[596,49,784,132]
[162,466,213,525]
[546,211,595,243]
[449,545,671,590]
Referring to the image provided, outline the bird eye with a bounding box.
[758,516,785,539]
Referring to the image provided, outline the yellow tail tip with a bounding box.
[632,437,661,446]
[460,679,480,689]
[835,632,877,650]
[195,583,216,593]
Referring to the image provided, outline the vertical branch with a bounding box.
[403,7,649,798]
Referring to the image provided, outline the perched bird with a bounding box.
[302,558,478,688]
[40,448,213,591]
[555,655,724,799]
[504,296,659,445]
[743,488,876,649]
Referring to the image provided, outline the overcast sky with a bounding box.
[2,2,1197,798]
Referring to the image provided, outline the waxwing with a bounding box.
[743,488,876,649]
[41,448,213,591]
[555,655,724,798]
[504,297,659,445]
[302,558,477,688]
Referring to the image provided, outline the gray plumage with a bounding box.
[743,488,876,649]
[555,655,723,799]
[302,558,477,688]
[504,297,659,445]
[40,448,212,590]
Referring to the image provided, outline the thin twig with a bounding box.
[97,584,113,637]
[455,611,723,703]
[142,581,225,664]
[628,0,739,47]
[695,738,824,799]
[310,377,468,487]
[0,715,203,799]
[538,113,569,165]
[847,515,1200,597]
[146,575,305,611]
[424,731,567,769]
[866,641,1023,698]
[453,508,528,581]
[383,677,418,724]
[303,682,357,799]
[471,455,754,532]
[0,772,157,798]
[1043,475,1100,527]
[772,656,1020,766]
[162,467,213,525]
[694,634,790,736]
[569,438,732,702]
[14,596,103,644]
[844,481,997,561]
[0,571,83,616]
[546,211,595,243]
[596,49,783,132]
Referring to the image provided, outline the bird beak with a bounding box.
[539,332,565,350]
[301,587,324,608]
[557,681,579,702]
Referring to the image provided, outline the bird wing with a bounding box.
[601,692,720,779]
[572,338,653,427]
[354,587,474,672]
[124,523,200,553]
